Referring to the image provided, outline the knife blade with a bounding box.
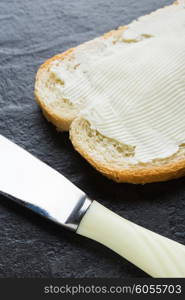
[0,134,185,278]
[0,134,91,230]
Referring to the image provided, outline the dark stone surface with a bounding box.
[0,0,184,278]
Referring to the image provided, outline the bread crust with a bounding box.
[35,48,76,131]
[70,118,185,184]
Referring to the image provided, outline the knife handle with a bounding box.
[77,201,185,277]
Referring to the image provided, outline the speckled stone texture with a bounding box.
[0,0,184,278]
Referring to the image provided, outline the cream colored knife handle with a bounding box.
[77,201,185,278]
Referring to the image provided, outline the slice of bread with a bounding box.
[35,0,185,184]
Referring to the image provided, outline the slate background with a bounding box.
[0,0,184,278]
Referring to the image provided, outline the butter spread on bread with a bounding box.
[35,0,185,183]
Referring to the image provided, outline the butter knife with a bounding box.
[0,134,185,278]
